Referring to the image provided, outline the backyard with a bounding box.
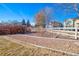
[0,3,79,56]
[0,36,71,56]
[0,30,79,56]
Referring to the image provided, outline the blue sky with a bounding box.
[0,3,78,25]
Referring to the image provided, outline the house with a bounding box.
[64,18,79,28]
[51,21,63,27]
[47,21,63,28]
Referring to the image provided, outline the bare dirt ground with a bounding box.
[0,36,69,56]
[28,31,76,39]
[6,33,79,55]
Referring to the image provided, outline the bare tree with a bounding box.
[58,3,79,17]
[35,7,53,33]
[73,4,79,17]
[36,7,53,28]
[44,7,53,28]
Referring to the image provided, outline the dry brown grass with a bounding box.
[7,34,79,55]
[0,37,70,56]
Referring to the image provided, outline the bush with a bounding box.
[0,25,31,35]
[0,29,10,35]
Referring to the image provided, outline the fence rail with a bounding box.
[45,27,79,39]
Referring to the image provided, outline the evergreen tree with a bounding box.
[27,20,31,27]
[22,19,26,25]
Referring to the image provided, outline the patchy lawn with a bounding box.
[0,36,70,56]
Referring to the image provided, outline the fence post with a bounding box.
[75,22,78,39]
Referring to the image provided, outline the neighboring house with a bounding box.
[75,19,79,27]
[64,18,74,27]
[64,18,79,28]
[50,21,63,27]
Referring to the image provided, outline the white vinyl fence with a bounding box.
[46,27,78,39]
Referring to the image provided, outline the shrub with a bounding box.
[0,25,32,35]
